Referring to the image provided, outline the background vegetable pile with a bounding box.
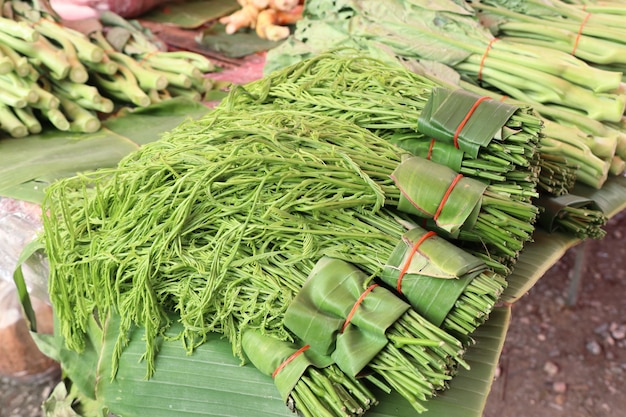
[0,0,215,138]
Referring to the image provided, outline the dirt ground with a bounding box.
[484,210,626,417]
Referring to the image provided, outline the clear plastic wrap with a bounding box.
[0,198,57,380]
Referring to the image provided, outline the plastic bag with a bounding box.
[0,198,57,380]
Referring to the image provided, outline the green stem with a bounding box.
[0,102,28,137]
[13,106,41,134]
[0,31,70,79]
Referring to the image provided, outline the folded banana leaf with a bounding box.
[380,227,492,327]
[242,330,378,417]
[0,97,209,203]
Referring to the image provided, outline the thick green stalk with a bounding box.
[40,107,69,131]
[0,102,27,137]
[59,96,101,133]
[143,55,203,79]
[36,19,105,63]
[540,137,609,187]
[0,88,27,108]
[31,83,60,110]
[0,16,38,41]
[93,67,151,107]
[156,51,216,72]
[13,106,41,134]
[0,43,31,76]
[457,59,626,121]
[0,71,38,104]
[0,31,70,79]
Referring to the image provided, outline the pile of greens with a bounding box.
[44,108,514,415]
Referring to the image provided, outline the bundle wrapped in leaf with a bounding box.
[284,257,470,413]
[265,0,626,122]
[223,50,543,202]
[536,193,608,239]
[242,330,379,417]
[43,110,508,384]
[471,0,626,75]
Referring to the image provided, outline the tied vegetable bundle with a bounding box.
[227,50,543,200]
[44,110,506,413]
[264,0,626,189]
[0,2,215,138]
[266,0,626,123]
[220,52,543,270]
[242,330,379,417]
[465,0,626,176]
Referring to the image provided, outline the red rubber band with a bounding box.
[427,138,436,160]
[340,284,380,334]
[453,96,491,149]
[434,173,464,221]
[272,344,311,379]
[478,38,499,82]
[572,12,591,55]
[396,231,437,294]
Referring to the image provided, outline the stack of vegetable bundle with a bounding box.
[467,0,626,173]
[266,0,625,119]
[0,2,215,138]
[43,108,512,414]
[264,0,626,189]
[224,51,542,200]
[219,51,546,271]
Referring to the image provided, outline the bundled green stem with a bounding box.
[266,0,626,122]
[242,330,378,417]
[472,0,626,70]
[0,1,218,138]
[43,110,507,382]
[227,50,542,201]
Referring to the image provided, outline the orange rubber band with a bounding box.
[433,174,464,221]
[479,38,499,82]
[140,50,160,63]
[427,138,436,160]
[272,344,311,378]
[572,12,591,55]
[453,96,491,149]
[340,284,380,334]
[396,231,437,294]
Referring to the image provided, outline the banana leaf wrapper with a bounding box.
[536,193,607,239]
[391,156,488,235]
[380,227,487,326]
[242,330,333,402]
[284,257,409,377]
[387,132,465,173]
[417,87,519,159]
[242,329,378,417]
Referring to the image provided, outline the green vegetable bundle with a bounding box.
[0,2,215,138]
[472,0,626,74]
[265,0,626,119]
[284,257,470,413]
[466,0,626,171]
[43,110,507,382]
[242,330,379,417]
[458,80,615,190]
[228,50,542,201]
